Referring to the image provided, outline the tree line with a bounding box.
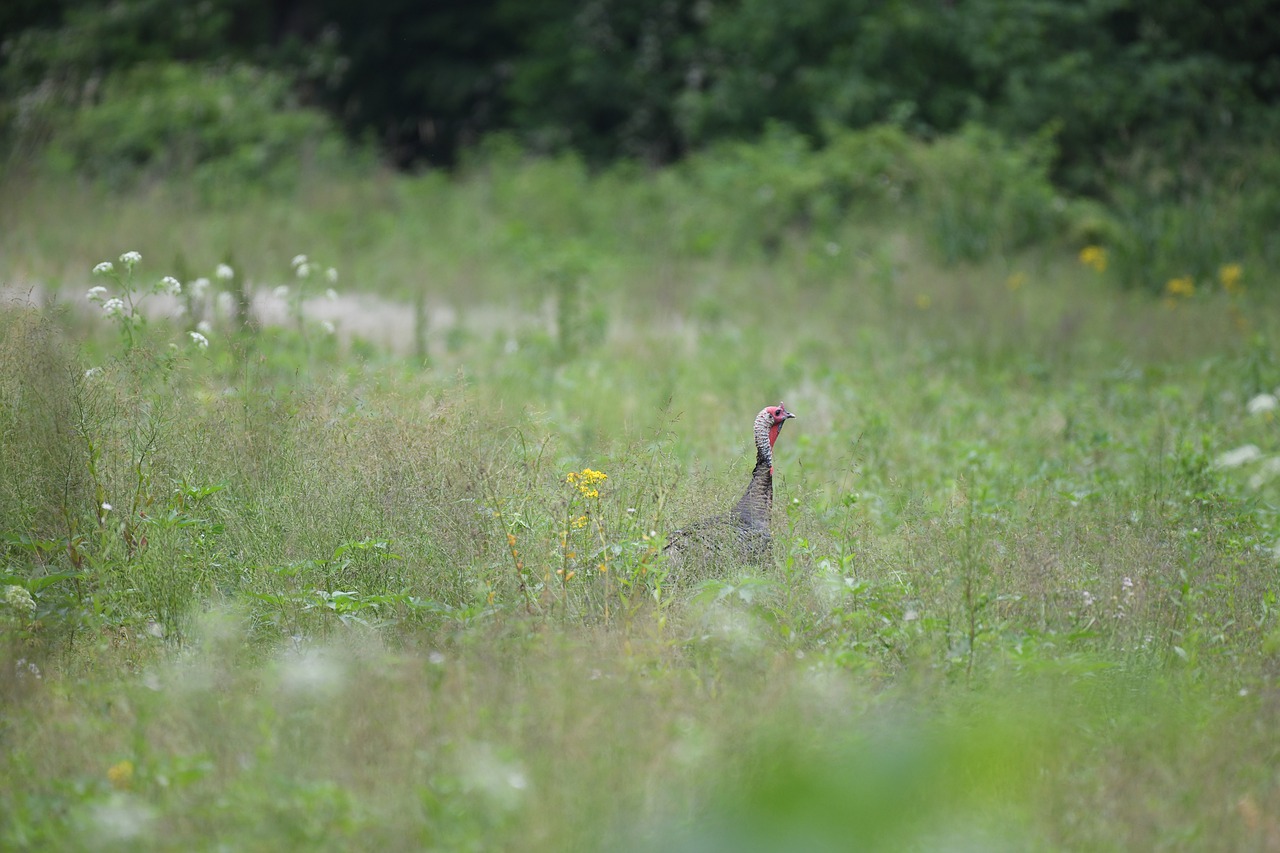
[4,0,1279,191]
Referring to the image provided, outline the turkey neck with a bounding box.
[733,416,775,529]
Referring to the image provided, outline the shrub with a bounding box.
[43,62,353,194]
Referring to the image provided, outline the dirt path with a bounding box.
[1,281,534,358]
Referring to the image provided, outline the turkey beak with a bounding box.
[783,410,797,420]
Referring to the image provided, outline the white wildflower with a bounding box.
[101,502,113,511]
[160,276,181,295]
[325,287,338,301]
[1247,393,1278,415]
[1122,576,1134,591]
[102,297,125,316]
[84,366,103,379]
[1247,456,1280,490]
[278,646,344,697]
[189,331,209,349]
[4,585,36,613]
[325,267,338,283]
[215,263,234,280]
[1082,590,1095,607]
[89,793,155,843]
[321,320,336,334]
[295,262,312,279]
[16,658,41,679]
[93,261,114,275]
[272,285,289,299]
[216,291,235,315]
[1215,444,1262,469]
[119,251,141,267]
[191,277,210,297]
[196,320,213,335]
[87,285,108,301]
[290,254,308,269]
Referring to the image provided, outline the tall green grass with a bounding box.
[2,145,1280,848]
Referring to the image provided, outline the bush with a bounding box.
[42,62,354,194]
[912,124,1065,263]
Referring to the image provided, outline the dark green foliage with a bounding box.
[6,0,1280,179]
[43,62,348,192]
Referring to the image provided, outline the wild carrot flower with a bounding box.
[1215,444,1262,468]
[326,287,339,301]
[87,285,108,301]
[326,267,339,283]
[215,263,234,280]
[1247,393,1278,415]
[189,331,209,349]
[273,285,289,299]
[102,297,125,316]
[4,585,35,613]
[160,276,181,295]
[1164,276,1194,298]
[196,320,213,335]
[119,251,142,268]
[1078,245,1107,273]
[191,277,210,298]
[93,261,114,275]
[290,254,308,269]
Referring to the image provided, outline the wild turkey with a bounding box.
[664,402,797,572]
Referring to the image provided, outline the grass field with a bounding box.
[2,160,1280,851]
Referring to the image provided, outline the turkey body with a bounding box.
[664,402,796,573]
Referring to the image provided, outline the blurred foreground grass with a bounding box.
[3,158,1280,849]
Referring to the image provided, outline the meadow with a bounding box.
[3,142,1280,850]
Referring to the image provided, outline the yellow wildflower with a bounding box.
[1006,272,1027,292]
[566,468,607,499]
[107,759,134,790]
[1165,276,1195,298]
[572,515,589,529]
[1220,263,1243,295]
[598,563,608,573]
[1078,245,1107,273]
